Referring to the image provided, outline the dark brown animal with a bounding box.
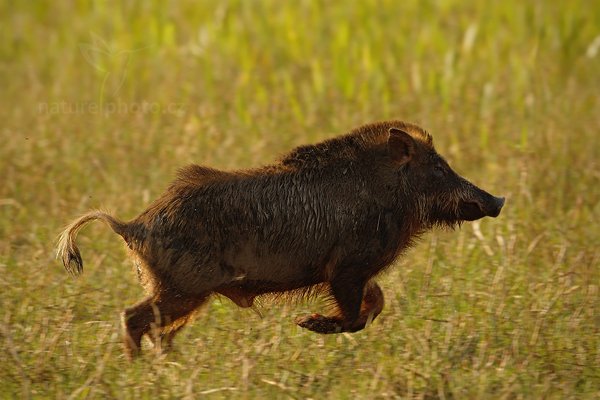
[57,120,504,358]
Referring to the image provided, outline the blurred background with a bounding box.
[1,1,598,398]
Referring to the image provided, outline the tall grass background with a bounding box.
[1,1,599,398]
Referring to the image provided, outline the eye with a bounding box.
[433,164,445,177]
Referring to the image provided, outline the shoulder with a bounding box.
[279,123,390,168]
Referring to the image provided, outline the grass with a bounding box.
[1,0,599,398]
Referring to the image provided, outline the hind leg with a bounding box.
[121,293,209,359]
[150,309,201,353]
[296,280,384,334]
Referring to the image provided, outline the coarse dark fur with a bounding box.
[57,120,505,359]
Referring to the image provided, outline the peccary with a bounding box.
[57,120,504,358]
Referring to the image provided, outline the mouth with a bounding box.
[459,196,505,221]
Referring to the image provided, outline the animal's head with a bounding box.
[384,124,505,228]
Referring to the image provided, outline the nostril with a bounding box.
[487,196,505,217]
[496,196,506,210]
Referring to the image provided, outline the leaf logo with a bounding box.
[79,33,146,99]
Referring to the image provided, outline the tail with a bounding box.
[56,210,129,277]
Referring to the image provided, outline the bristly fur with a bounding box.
[281,120,433,168]
[255,282,330,306]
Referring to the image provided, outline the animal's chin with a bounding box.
[428,215,463,230]
[439,219,462,230]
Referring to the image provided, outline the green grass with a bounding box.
[1,1,599,398]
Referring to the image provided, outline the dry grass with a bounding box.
[1,1,599,398]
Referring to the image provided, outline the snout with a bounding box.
[459,193,505,221]
[465,195,505,219]
[487,196,505,218]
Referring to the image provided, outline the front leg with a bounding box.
[296,278,384,334]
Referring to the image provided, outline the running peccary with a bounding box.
[57,120,505,358]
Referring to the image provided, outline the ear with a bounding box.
[388,127,415,165]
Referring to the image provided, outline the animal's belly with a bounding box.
[230,253,316,283]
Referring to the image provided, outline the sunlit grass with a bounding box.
[1,1,599,398]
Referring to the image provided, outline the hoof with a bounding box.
[295,314,343,334]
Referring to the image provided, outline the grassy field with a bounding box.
[1,1,599,398]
